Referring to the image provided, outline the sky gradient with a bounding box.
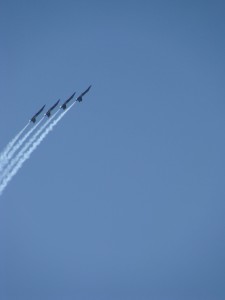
[0,0,225,299]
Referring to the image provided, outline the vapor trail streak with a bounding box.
[0,103,76,195]
[0,111,59,184]
[7,118,44,161]
[0,123,29,172]
[0,118,44,181]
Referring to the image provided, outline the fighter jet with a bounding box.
[45,99,60,117]
[60,92,76,110]
[30,105,46,123]
[76,85,92,102]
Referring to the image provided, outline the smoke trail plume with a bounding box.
[6,118,44,160]
[0,103,75,195]
[0,118,44,182]
[0,123,29,172]
[0,111,59,184]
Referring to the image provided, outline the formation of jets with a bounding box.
[30,85,91,123]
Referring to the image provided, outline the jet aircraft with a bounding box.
[60,92,76,110]
[30,105,46,123]
[45,99,60,117]
[76,85,92,102]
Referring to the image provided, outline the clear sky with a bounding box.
[0,0,225,299]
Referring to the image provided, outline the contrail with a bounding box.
[0,123,29,172]
[0,111,59,184]
[0,102,76,195]
[0,118,44,182]
[3,118,44,165]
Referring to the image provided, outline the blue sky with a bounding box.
[0,0,225,299]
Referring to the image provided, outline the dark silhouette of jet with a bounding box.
[76,85,91,102]
[30,105,46,123]
[60,92,76,110]
[45,99,60,117]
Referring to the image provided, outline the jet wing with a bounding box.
[81,85,92,97]
[30,105,46,123]
[45,99,60,117]
[60,92,76,110]
[65,92,76,104]
[77,85,91,102]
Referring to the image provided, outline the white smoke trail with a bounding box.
[0,111,59,184]
[0,103,76,195]
[0,118,45,182]
[0,123,29,172]
[7,117,44,160]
